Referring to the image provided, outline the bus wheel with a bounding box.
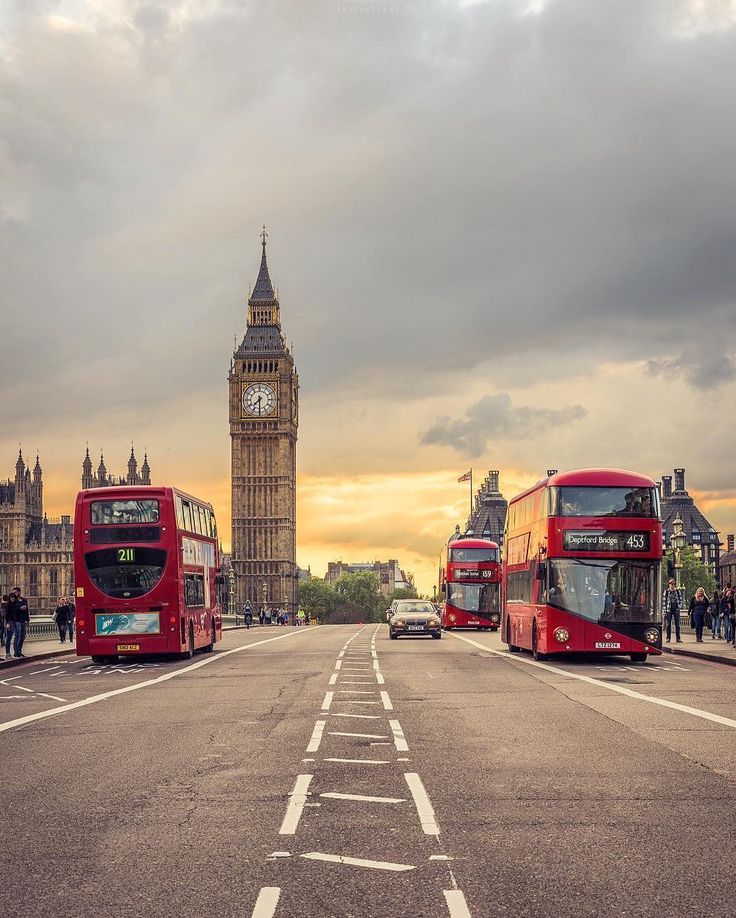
[630,652,647,663]
[532,623,547,662]
[182,626,194,660]
[203,622,216,653]
[91,655,111,664]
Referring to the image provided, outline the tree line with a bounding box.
[298,570,419,624]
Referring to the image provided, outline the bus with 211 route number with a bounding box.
[74,486,223,663]
[502,468,663,663]
[440,537,502,631]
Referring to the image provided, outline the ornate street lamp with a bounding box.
[671,514,687,600]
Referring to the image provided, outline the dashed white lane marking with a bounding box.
[444,889,472,918]
[328,674,338,685]
[329,731,387,739]
[334,660,342,670]
[28,666,62,676]
[251,887,281,918]
[279,774,313,835]
[324,758,390,765]
[405,772,440,835]
[376,673,385,685]
[321,691,334,711]
[337,690,374,694]
[338,651,345,658]
[373,660,380,670]
[306,720,327,753]
[330,712,380,719]
[380,691,393,711]
[389,719,408,751]
[338,700,379,705]
[448,633,736,730]
[371,649,378,659]
[0,629,308,735]
[320,792,406,804]
[300,852,415,872]
[338,680,372,685]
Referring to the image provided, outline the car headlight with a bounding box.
[554,627,569,643]
[428,618,440,626]
[393,619,406,627]
[644,628,660,644]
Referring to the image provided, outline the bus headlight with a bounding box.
[554,627,569,643]
[448,613,456,623]
[644,628,660,644]
[490,614,500,623]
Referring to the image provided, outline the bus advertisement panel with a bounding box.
[74,486,223,663]
[440,537,502,630]
[502,469,663,663]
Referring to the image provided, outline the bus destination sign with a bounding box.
[563,530,651,552]
[455,568,497,580]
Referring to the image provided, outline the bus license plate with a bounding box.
[116,644,140,652]
[595,642,621,649]
[407,625,424,631]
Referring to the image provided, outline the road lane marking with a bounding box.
[405,772,440,835]
[338,650,345,658]
[251,887,281,918]
[36,692,67,702]
[376,673,385,684]
[0,629,308,735]
[373,660,380,670]
[321,691,334,711]
[329,674,337,685]
[444,890,472,918]
[328,731,387,739]
[389,720,408,751]
[337,690,374,694]
[300,852,415,872]
[324,758,390,764]
[338,700,379,705]
[334,660,342,670]
[449,633,736,730]
[279,774,313,835]
[28,666,62,676]
[338,680,372,685]
[306,720,327,753]
[330,712,380,719]
[371,650,378,659]
[380,691,393,710]
[321,792,406,803]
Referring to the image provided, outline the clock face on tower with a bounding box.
[242,382,277,417]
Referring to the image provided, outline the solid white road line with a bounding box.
[300,852,415,872]
[444,890,473,918]
[329,673,337,685]
[338,680,372,684]
[448,632,736,730]
[373,660,380,670]
[251,887,281,918]
[371,649,378,659]
[320,792,406,803]
[321,691,334,711]
[404,772,440,835]
[389,719,409,751]
[380,691,393,711]
[0,629,309,735]
[27,666,62,676]
[338,650,345,658]
[324,758,390,764]
[306,720,327,753]
[279,774,313,835]
[36,692,68,702]
[329,731,387,739]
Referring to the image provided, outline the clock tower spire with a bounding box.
[229,229,299,614]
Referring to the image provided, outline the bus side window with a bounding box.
[208,510,215,538]
[175,497,185,530]
[182,500,193,532]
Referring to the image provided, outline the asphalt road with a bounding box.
[1,624,734,918]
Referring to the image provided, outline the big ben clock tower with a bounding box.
[229,228,299,612]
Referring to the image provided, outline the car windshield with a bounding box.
[547,559,658,623]
[394,602,435,615]
[450,547,499,563]
[551,487,657,518]
[447,583,500,616]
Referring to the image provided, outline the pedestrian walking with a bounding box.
[243,602,253,629]
[710,589,721,639]
[662,578,683,643]
[2,594,11,659]
[53,597,71,643]
[723,588,736,645]
[688,587,710,643]
[264,607,271,626]
[258,607,265,626]
[67,598,75,643]
[7,587,29,658]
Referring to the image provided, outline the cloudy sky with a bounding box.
[2,0,735,592]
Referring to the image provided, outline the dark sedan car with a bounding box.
[388,600,442,640]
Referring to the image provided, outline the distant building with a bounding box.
[719,534,736,587]
[465,470,508,549]
[660,468,720,573]
[325,560,412,597]
[0,448,152,614]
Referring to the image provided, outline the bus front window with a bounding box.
[547,559,657,623]
[448,583,500,616]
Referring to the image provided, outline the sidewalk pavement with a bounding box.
[662,630,736,667]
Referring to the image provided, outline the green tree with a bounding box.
[384,586,418,606]
[298,577,338,624]
[663,546,717,599]
[333,571,385,622]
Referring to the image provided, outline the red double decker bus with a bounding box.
[502,469,662,663]
[74,486,223,663]
[440,537,502,630]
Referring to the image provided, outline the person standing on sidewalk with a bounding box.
[67,597,75,643]
[53,598,70,643]
[723,588,736,646]
[688,588,710,643]
[9,587,29,658]
[2,594,12,659]
[710,589,721,639]
[662,578,683,643]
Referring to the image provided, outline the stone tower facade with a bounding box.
[466,470,508,549]
[229,230,299,612]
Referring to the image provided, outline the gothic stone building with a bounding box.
[660,468,720,573]
[0,448,151,614]
[465,470,509,549]
[229,231,299,612]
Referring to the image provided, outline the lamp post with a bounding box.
[228,567,235,618]
[671,514,687,602]
[262,579,268,619]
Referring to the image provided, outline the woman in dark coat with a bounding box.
[688,588,710,643]
[54,598,70,643]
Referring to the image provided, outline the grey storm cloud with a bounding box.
[420,392,586,457]
[1,0,736,451]
[647,350,736,390]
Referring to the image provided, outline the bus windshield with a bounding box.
[450,547,499,563]
[91,500,160,525]
[551,487,657,518]
[547,559,657,623]
[447,582,500,617]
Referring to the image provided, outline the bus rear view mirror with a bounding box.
[536,563,547,581]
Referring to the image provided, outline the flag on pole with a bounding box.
[457,470,472,483]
